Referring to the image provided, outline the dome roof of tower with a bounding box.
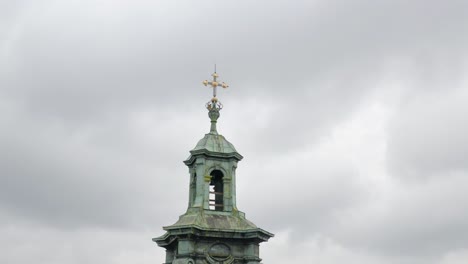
[193,133,237,153]
[184,132,243,164]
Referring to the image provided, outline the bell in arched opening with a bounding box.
[209,170,224,211]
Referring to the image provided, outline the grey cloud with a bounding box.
[329,172,468,257]
[2,1,468,264]
[237,153,368,236]
[0,102,193,229]
[387,86,468,178]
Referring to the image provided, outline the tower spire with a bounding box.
[202,69,229,134]
[153,67,273,264]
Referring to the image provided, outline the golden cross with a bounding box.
[202,71,229,101]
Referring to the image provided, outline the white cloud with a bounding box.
[440,248,468,264]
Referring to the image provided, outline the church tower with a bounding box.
[153,71,273,264]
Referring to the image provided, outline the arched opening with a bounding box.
[209,170,224,211]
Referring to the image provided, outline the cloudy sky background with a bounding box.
[1,0,468,263]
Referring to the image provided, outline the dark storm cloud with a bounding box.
[1,1,468,264]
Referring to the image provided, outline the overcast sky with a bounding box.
[1,1,468,263]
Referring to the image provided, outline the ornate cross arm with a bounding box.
[203,72,229,99]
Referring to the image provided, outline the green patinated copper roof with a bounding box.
[165,210,257,231]
[153,209,274,246]
[184,107,243,163]
[193,133,237,154]
[185,132,243,164]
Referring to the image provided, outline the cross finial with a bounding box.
[202,68,229,109]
